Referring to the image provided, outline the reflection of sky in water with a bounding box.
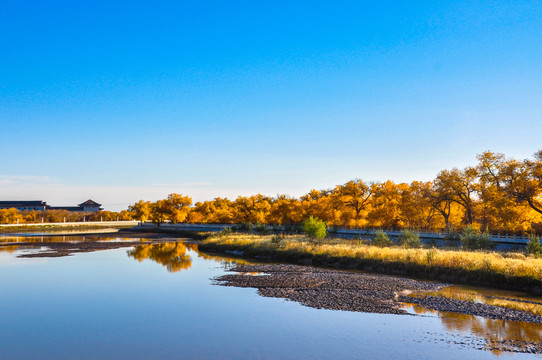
[0,238,539,359]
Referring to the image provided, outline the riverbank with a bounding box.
[199,233,542,295]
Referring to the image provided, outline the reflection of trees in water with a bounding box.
[0,236,134,244]
[185,242,252,266]
[128,242,192,272]
[429,286,542,316]
[128,241,252,273]
[0,245,19,253]
[403,303,542,346]
[439,311,542,344]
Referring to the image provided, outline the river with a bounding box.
[0,234,540,359]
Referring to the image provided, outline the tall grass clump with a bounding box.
[373,230,393,247]
[527,234,542,257]
[399,229,421,248]
[302,216,327,240]
[460,226,494,250]
[271,234,285,244]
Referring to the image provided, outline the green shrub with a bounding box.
[373,230,393,247]
[460,226,494,250]
[283,222,303,234]
[443,224,460,244]
[302,216,327,240]
[254,222,270,234]
[399,229,421,248]
[232,222,253,233]
[527,234,542,257]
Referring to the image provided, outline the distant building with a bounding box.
[0,201,48,212]
[77,199,102,213]
[0,199,103,213]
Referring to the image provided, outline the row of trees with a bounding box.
[126,150,542,234]
[0,208,133,224]
[2,150,540,234]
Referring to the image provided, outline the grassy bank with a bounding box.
[199,233,542,294]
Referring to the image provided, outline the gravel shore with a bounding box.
[217,264,542,323]
[216,264,445,314]
[216,263,542,354]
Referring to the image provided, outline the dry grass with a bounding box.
[200,233,542,292]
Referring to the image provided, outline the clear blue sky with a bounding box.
[1,0,541,210]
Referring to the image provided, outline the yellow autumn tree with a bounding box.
[128,200,152,222]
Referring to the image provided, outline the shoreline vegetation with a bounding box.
[199,232,542,295]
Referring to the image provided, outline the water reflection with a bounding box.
[0,235,136,244]
[127,242,192,272]
[0,245,20,253]
[420,286,542,316]
[126,242,254,273]
[403,303,542,354]
[3,233,542,357]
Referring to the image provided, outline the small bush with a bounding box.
[302,216,327,240]
[399,229,421,248]
[426,249,437,264]
[271,234,285,244]
[527,234,542,257]
[443,224,460,244]
[232,222,253,233]
[218,227,232,236]
[460,226,494,250]
[283,222,303,234]
[254,222,270,234]
[373,230,393,247]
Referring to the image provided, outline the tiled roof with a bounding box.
[78,199,102,206]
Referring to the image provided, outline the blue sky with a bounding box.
[1,1,541,210]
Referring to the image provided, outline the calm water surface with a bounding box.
[0,235,540,359]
